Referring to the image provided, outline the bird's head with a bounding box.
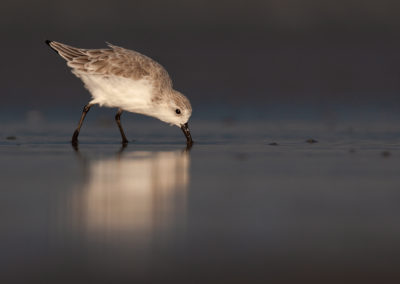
[153,90,193,145]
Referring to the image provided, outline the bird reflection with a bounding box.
[72,147,190,238]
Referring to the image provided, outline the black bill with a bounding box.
[181,122,193,146]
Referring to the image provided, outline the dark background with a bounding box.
[1,2,400,283]
[1,0,400,118]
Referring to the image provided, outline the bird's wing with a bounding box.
[47,41,172,89]
[46,40,87,61]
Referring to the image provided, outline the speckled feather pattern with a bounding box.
[49,41,172,92]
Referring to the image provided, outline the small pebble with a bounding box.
[6,136,17,140]
[306,138,318,144]
[268,142,278,146]
[381,151,391,158]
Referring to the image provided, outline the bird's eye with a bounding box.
[175,109,181,114]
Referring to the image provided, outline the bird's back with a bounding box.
[46,41,173,91]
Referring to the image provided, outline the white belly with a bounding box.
[79,74,154,113]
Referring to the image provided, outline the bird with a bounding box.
[45,40,193,147]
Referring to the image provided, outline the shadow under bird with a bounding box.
[45,40,193,146]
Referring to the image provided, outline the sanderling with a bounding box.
[46,40,193,146]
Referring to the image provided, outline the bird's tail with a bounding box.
[45,40,86,61]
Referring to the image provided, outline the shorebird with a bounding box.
[46,40,193,146]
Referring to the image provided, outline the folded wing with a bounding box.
[46,40,172,90]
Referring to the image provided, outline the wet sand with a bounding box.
[1,119,400,283]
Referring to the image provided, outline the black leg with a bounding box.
[115,108,129,144]
[72,104,92,145]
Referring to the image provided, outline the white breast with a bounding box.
[79,74,155,113]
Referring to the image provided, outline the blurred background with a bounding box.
[1,0,400,122]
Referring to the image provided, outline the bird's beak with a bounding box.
[181,122,193,146]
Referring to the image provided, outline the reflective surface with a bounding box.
[74,149,189,237]
[1,119,400,283]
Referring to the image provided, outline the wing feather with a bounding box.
[46,41,173,90]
